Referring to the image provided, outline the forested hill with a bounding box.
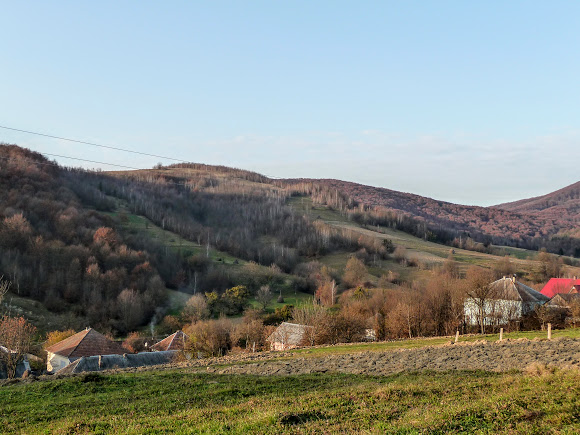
[0,144,382,334]
[2,143,580,337]
[496,181,580,224]
[0,145,166,333]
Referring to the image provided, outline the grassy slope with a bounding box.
[1,294,85,334]
[2,368,580,433]
[288,197,580,283]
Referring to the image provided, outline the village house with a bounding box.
[547,293,580,309]
[464,276,549,328]
[151,331,189,352]
[540,277,580,298]
[267,322,313,351]
[45,328,124,372]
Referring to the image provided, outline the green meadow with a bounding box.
[2,368,580,434]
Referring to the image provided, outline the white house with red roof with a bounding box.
[540,278,580,298]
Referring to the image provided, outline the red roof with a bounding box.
[151,331,188,352]
[540,278,580,298]
[45,328,124,358]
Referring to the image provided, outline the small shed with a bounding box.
[266,322,313,351]
[45,328,124,372]
[151,331,189,352]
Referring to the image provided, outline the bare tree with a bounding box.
[292,304,327,346]
[464,267,495,334]
[256,285,272,311]
[117,289,145,332]
[183,294,209,324]
[0,276,9,309]
[534,303,555,331]
[342,257,367,288]
[315,279,336,307]
[0,316,36,378]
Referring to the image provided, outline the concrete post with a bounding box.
[499,328,503,342]
[454,330,459,343]
[547,323,552,340]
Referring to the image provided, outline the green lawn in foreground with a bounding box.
[1,369,580,433]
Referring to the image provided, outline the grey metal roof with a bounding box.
[490,277,550,303]
[56,351,177,374]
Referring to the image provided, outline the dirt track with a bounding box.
[209,338,580,376]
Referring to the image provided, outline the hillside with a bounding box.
[281,178,580,256]
[3,143,580,341]
[0,145,369,334]
[497,180,580,222]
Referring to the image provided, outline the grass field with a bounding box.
[2,368,580,433]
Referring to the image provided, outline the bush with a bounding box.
[44,329,76,349]
[184,318,232,357]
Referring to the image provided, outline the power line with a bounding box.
[0,154,200,187]
[42,152,142,170]
[0,123,283,179]
[0,124,182,162]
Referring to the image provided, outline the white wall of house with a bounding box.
[270,341,298,351]
[47,352,71,372]
[464,298,523,326]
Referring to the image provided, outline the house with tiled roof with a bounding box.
[151,331,189,352]
[45,328,124,372]
[464,276,549,327]
[267,322,313,351]
[540,278,580,298]
[548,293,580,307]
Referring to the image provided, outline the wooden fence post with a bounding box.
[454,330,459,343]
[499,328,503,342]
[547,323,552,340]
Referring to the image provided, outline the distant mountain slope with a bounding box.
[283,178,558,241]
[496,181,580,221]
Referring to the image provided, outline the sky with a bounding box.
[1,1,579,206]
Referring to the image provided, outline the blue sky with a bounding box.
[1,1,579,205]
